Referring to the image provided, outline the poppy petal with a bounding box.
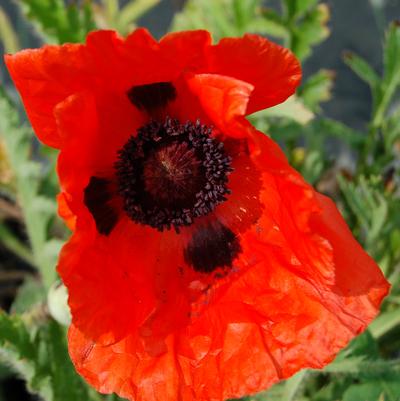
[4,43,86,147]
[207,34,302,114]
[59,220,161,345]
[68,230,388,401]
[311,192,390,307]
[57,191,76,231]
[4,29,205,149]
[186,73,254,138]
[159,30,212,71]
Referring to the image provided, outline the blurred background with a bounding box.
[0,1,400,401]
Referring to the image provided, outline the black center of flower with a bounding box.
[115,118,233,232]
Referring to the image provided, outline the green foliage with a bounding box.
[11,278,45,315]
[172,0,330,63]
[172,0,265,38]
[0,87,59,288]
[298,70,335,113]
[282,0,330,61]
[338,174,389,252]
[100,0,160,35]
[0,7,20,53]
[0,313,93,401]
[18,0,96,43]
[14,0,160,43]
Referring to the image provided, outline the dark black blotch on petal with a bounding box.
[184,221,242,273]
[84,177,118,235]
[127,82,176,112]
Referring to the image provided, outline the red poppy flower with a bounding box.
[5,29,389,401]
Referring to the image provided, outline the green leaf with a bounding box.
[0,313,92,401]
[11,277,45,314]
[284,0,319,19]
[295,0,320,16]
[343,51,380,89]
[228,382,287,401]
[282,370,309,401]
[383,21,400,89]
[323,356,368,374]
[171,0,265,39]
[232,0,259,29]
[259,95,314,124]
[338,174,389,250]
[312,379,355,401]
[324,357,400,380]
[290,4,330,61]
[301,149,325,184]
[117,0,160,34]
[299,69,335,112]
[369,309,400,339]
[17,0,96,43]
[252,10,288,38]
[343,380,400,401]
[0,7,20,53]
[371,22,400,128]
[0,87,58,288]
[312,118,364,147]
[383,103,400,150]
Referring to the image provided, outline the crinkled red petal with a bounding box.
[64,126,389,401]
[207,33,302,114]
[58,219,163,345]
[5,30,300,148]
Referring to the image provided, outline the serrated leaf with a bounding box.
[299,69,334,112]
[338,174,388,250]
[17,0,95,43]
[0,87,58,288]
[290,4,330,61]
[0,313,92,401]
[171,0,266,39]
[284,0,320,19]
[296,0,320,15]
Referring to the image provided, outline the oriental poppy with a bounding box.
[5,29,389,401]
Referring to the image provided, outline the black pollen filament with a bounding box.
[115,118,233,232]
